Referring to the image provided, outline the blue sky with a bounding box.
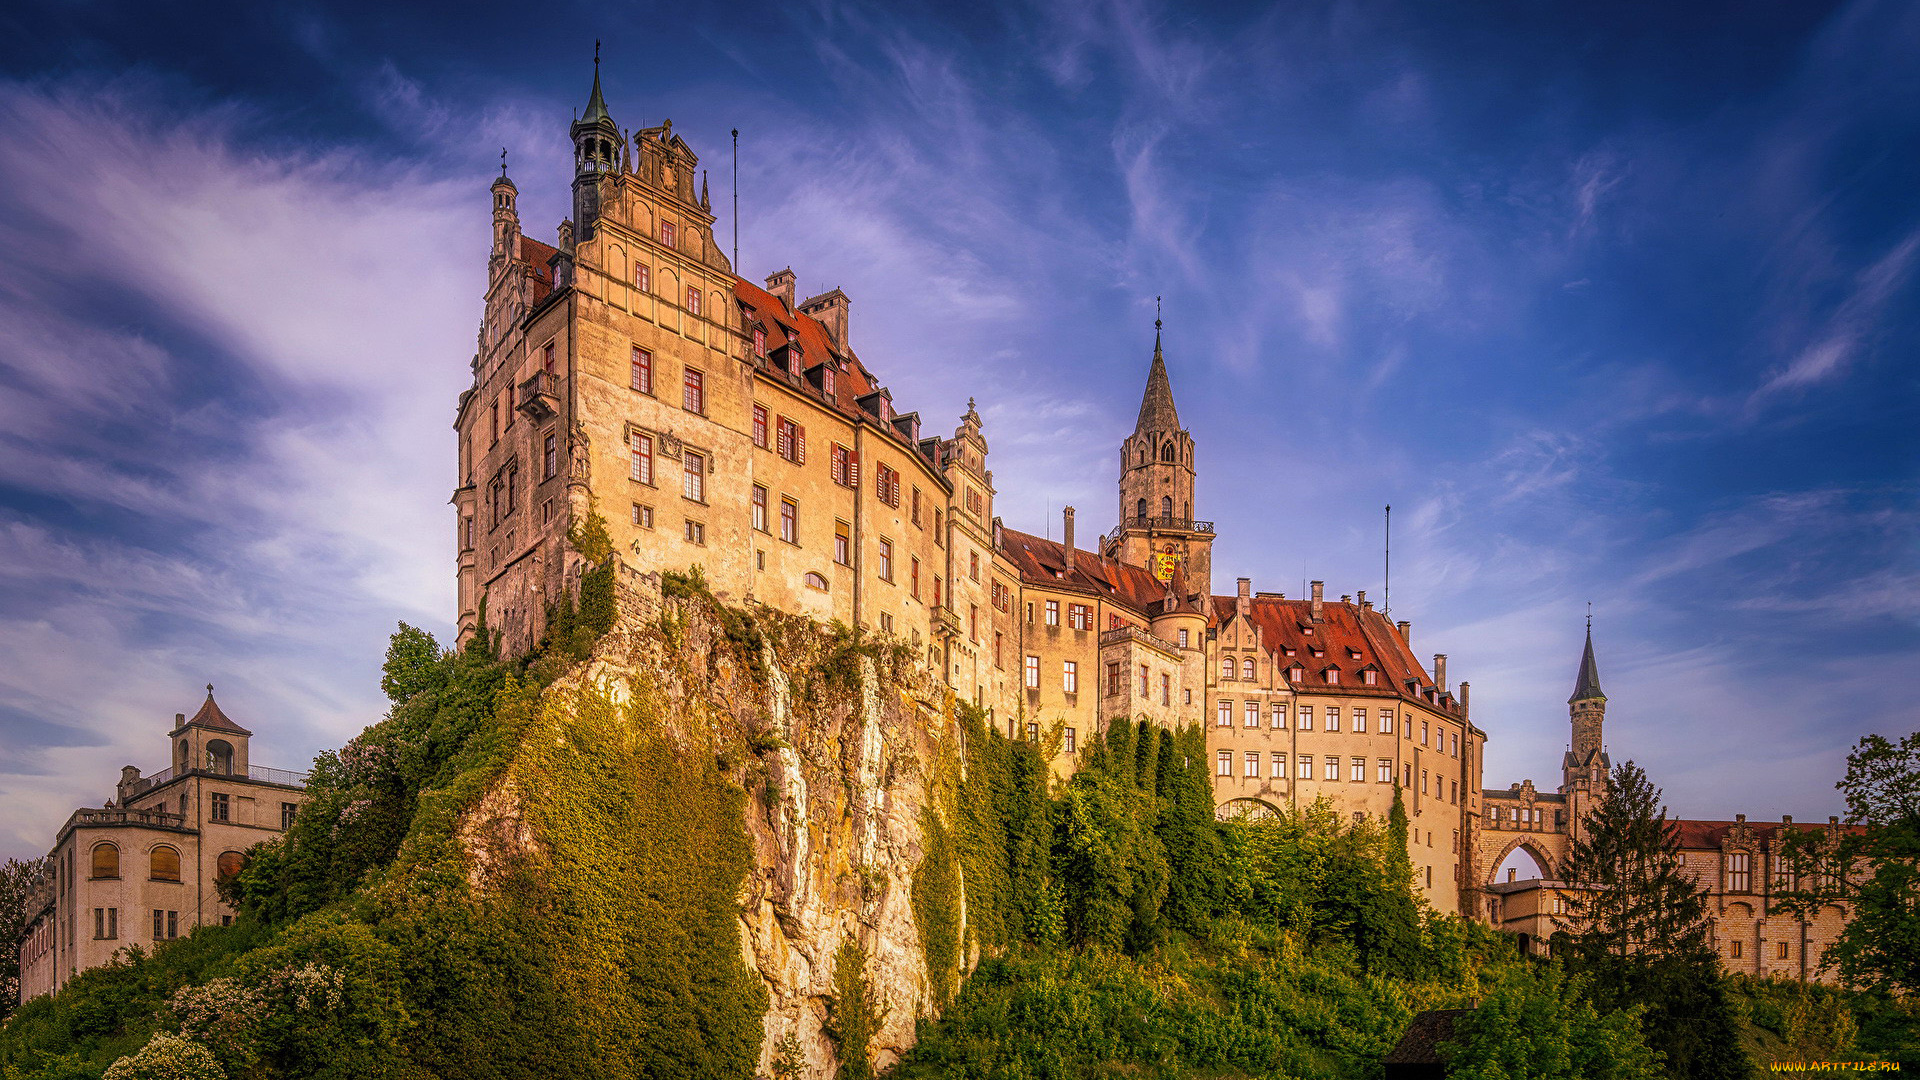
[0,0,1914,860]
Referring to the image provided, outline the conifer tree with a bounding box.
[1555,760,1752,1080]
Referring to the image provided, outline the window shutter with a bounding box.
[794,425,806,464]
[848,450,860,487]
[777,420,792,459]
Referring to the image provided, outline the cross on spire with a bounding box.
[500,147,508,177]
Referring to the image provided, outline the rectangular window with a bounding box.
[1178,629,1190,648]
[1297,754,1313,780]
[776,417,805,463]
[1138,666,1149,697]
[1297,706,1313,730]
[1730,940,1744,959]
[876,464,900,507]
[753,326,765,356]
[1378,759,1393,783]
[779,498,798,544]
[1062,661,1077,694]
[1450,732,1458,756]
[1422,721,1430,746]
[834,521,850,565]
[910,557,921,599]
[880,612,894,633]
[1270,703,1284,728]
[1450,780,1459,803]
[969,604,978,642]
[686,285,701,315]
[1217,701,1232,726]
[1024,655,1040,689]
[153,909,164,939]
[933,576,942,607]
[631,347,653,393]
[632,503,654,529]
[1271,752,1285,778]
[1381,711,1394,735]
[683,368,704,413]
[1245,752,1260,778]
[752,404,768,448]
[1026,722,1039,743]
[1326,707,1341,732]
[969,551,980,582]
[1244,702,1259,727]
[630,432,654,484]
[1351,708,1367,734]
[685,520,705,545]
[1776,941,1790,959]
[1728,852,1751,892]
[662,221,676,246]
[636,264,650,293]
[1351,757,1366,782]
[1324,756,1340,781]
[681,450,706,501]
[911,488,923,527]
[209,792,229,822]
[1109,662,1125,696]
[281,802,297,830]
[878,538,894,581]
[933,509,943,545]
[1422,769,1429,794]
[994,632,1004,669]
[751,485,768,532]
[1045,600,1060,626]
[1067,604,1092,630]
[1161,674,1171,706]
[1064,727,1077,754]
[831,444,853,487]
[1217,750,1233,777]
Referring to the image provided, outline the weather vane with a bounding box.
[500,147,508,177]
[1155,295,1162,330]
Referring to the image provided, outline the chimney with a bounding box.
[1782,815,1793,825]
[1237,577,1251,618]
[174,712,185,727]
[1434,654,1448,692]
[1736,813,1746,824]
[1310,580,1324,622]
[1341,594,1351,603]
[1357,590,1368,609]
[765,267,796,309]
[1062,506,1076,552]
[798,288,851,348]
[117,765,142,803]
[1396,620,1411,645]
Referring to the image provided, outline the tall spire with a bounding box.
[581,40,611,126]
[1135,297,1180,433]
[1569,619,1605,703]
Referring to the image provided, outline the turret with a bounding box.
[570,48,624,243]
[1563,620,1609,793]
[490,154,520,268]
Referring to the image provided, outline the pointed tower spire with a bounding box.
[1135,297,1180,433]
[1569,617,1605,703]
[581,40,611,125]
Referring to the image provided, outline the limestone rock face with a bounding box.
[466,566,963,1077]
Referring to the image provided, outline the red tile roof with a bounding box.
[997,529,1171,615]
[519,236,559,305]
[1220,595,1449,705]
[175,687,252,736]
[1668,818,1865,850]
[734,277,878,417]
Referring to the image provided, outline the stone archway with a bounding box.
[1215,797,1283,821]
[1486,835,1561,884]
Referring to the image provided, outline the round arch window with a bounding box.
[149,845,182,883]
[90,842,119,880]
[216,851,245,880]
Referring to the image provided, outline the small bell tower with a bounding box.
[490,149,520,268]
[1105,301,1212,599]
[570,43,624,243]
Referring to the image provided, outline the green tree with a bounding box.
[378,622,442,705]
[1555,760,1753,1080]
[0,856,48,1019]
[1441,963,1661,1080]
[1776,730,1920,996]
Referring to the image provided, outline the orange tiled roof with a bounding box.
[734,277,878,417]
[1220,595,1448,703]
[1668,818,1865,850]
[174,687,252,736]
[997,529,1171,615]
[519,236,559,305]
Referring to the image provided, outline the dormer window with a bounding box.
[1363,669,1378,686]
[1324,668,1340,685]
[1289,666,1304,683]
[753,327,766,357]
[1348,647,1362,660]
[1312,648,1325,658]
[822,367,835,397]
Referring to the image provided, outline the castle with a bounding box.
[450,62,1860,963]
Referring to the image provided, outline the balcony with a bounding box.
[60,806,189,836]
[1098,624,1179,657]
[931,605,962,640]
[1101,516,1215,547]
[515,370,561,420]
[122,764,309,799]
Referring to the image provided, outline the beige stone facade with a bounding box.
[16,689,308,1004]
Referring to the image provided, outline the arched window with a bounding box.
[1242,658,1256,680]
[1161,442,1176,462]
[1220,658,1234,679]
[1137,449,1146,466]
[150,845,181,883]
[90,842,119,879]
[803,572,828,591]
[1135,498,1147,521]
[206,739,233,775]
[1160,496,1173,517]
[216,851,245,880]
